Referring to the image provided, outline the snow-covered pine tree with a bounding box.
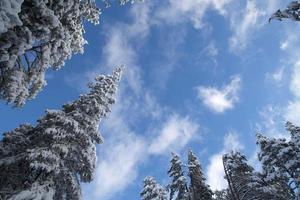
[141,176,167,200]
[269,1,300,22]
[168,153,190,200]
[188,150,213,200]
[256,122,300,199]
[250,170,293,200]
[0,67,122,200]
[222,151,278,200]
[0,0,140,107]
[223,151,251,200]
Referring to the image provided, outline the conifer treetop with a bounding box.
[141,176,167,200]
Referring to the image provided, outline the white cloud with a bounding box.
[224,131,244,151]
[99,2,153,96]
[278,27,300,127]
[101,28,142,96]
[127,3,152,38]
[285,101,300,126]
[207,131,243,191]
[197,75,241,113]
[229,0,265,52]
[226,0,286,53]
[154,0,231,29]
[149,114,199,155]
[279,29,299,51]
[280,40,289,50]
[206,154,226,190]
[94,134,145,200]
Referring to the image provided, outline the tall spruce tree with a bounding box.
[256,122,300,199]
[141,176,167,200]
[222,151,278,200]
[223,151,252,200]
[0,67,122,199]
[168,153,190,200]
[0,0,140,107]
[188,150,213,200]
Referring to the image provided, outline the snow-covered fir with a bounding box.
[257,122,300,199]
[0,68,122,199]
[168,153,190,200]
[188,150,213,200]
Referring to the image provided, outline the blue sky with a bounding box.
[2,0,300,199]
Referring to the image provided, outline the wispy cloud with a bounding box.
[224,130,244,151]
[285,101,300,126]
[201,41,219,67]
[226,0,286,53]
[149,114,199,155]
[197,75,241,113]
[256,105,287,138]
[93,132,146,199]
[229,0,265,53]
[204,41,218,58]
[154,0,231,29]
[276,26,300,126]
[207,131,244,191]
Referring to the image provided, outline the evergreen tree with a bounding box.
[0,68,122,199]
[168,153,189,200]
[188,150,213,200]
[223,151,278,200]
[223,151,252,200]
[257,122,300,199]
[0,0,140,107]
[141,176,167,200]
